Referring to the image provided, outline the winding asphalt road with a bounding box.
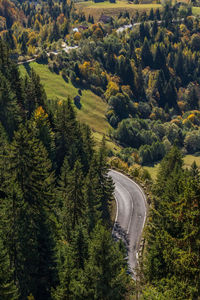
[108,170,147,278]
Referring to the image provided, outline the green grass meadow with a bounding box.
[144,155,200,182]
[76,1,161,9]
[192,7,200,16]
[19,63,200,172]
[19,62,120,151]
[76,0,162,21]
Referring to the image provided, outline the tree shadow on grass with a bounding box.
[24,62,31,75]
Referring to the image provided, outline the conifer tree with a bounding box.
[135,66,146,100]
[152,20,158,36]
[71,224,88,270]
[60,160,85,240]
[53,226,88,300]
[144,147,184,280]
[0,122,8,187]
[0,40,13,80]
[155,69,166,107]
[0,235,18,300]
[139,23,145,42]
[173,175,200,298]
[0,73,21,139]
[141,38,153,68]
[30,68,47,108]
[2,123,56,300]
[54,99,81,173]
[23,75,37,118]
[143,147,200,298]
[83,156,102,232]
[155,8,161,20]
[57,156,70,206]
[80,124,95,174]
[52,243,75,300]
[154,146,183,196]
[24,69,47,118]
[74,63,80,78]
[124,58,134,89]
[96,137,114,225]
[190,161,199,178]
[21,36,27,55]
[32,106,56,163]
[49,21,60,42]
[154,45,166,70]
[149,8,154,20]
[174,50,184,79]
[83,223,128,300]
[164,78,177,108]
[187,86,199,110]
[9,64,25,110]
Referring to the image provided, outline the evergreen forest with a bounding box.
[0,41,130,299]
[0,0,200,299]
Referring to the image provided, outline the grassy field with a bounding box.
[19,62,120,151]
[75,0,162,21]
[192,6,200,16]
[184,154,200,168]
[143,163,160,182]
[144,154,200,182]
[76,1,161,8]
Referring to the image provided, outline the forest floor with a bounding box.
[19,62,121,152]
[144,154,200,181]
[75,0,162,22]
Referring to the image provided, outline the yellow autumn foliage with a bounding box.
[27,31,38,46]
[121,85,133,98]
[79,61,94,78]
[135,48,141,62]
[101,71,107,77]
[109,157,129,172]
[182,118,192,126]
[192,110,200,115]
[173,43,179,50]
[91,24,98,32]
[177,101,186,111]
[180,24,187,33]
[166,30,173,38]
[104,81,119,100]
[131,152,140,164]
[187,113,195,122]
[128,164,142,178]
[27,45,36,56]
[34,106,48,120]
[150,112,156,120]
[74,31,81,41]
[170,119,181,126]
[148,71,158,90]
[93,27,103,39]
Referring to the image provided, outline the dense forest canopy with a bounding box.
[0,0,200,298]
[142,146,200,299]
[0,40,132,299]
[1,0,199,164]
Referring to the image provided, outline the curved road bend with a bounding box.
[108,170,147,278]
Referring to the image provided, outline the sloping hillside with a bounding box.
[19,62,120,151]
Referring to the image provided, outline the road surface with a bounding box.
[116,18,185,33]
[18,57,36,65]
[108,170,147,278]
[18,46,79,65]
